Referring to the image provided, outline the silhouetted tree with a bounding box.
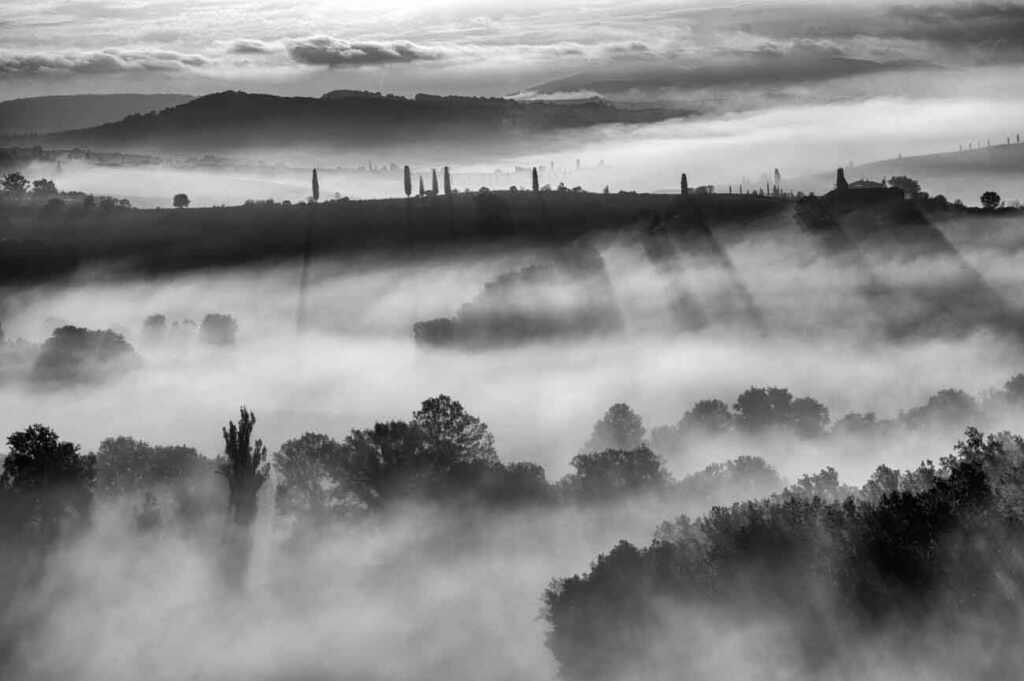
[733,387,829,436]
[2,172,28,194]
[199,313,237,346]
[1003,374,1024,404]
[431,168,439,195]
[94,436,209,498]
[141,314,167,344]
[173,193,190,208]
[403,165,412,197]
[2,425,95,544]
[274,433,347,524]
[419,176,425,197]
[443,166,452,195]
[413,394,499,466]
[311,168,319,202]
[902,389,978,429]
[583,403,645,453]
[532,167,540,192]
[31,326,138,385]
[981,191,1001,210]
[835,167,848,191]
[889,175,921,197]
[564,446,669,501]
[219,408,269,527]
[32,178,57,195]
[680,399,732,434]
[680,172,688,195]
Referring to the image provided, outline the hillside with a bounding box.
[801,141,1024,204]
[0,94,193,136]
[30,90,681,154]
[0,191,782,284]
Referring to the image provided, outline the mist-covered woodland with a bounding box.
[5,1,1024,676]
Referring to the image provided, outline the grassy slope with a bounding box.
[0,191,785,284]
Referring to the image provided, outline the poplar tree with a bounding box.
[403,165,412,197]
[219,407,269,527]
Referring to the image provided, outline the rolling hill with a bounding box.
[26,90,681,155]
[0,93,193,136]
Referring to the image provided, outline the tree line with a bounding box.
[543,426,1024,680]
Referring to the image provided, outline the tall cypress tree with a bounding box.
[532,167,539,192]
[431,169,439,195]
[311,168,319,202]
[680,173,688,196]
[835,168,848,191]
[443,166,452,195]
[403,165,412,197]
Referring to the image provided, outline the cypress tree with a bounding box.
[835,168,848,191]
[311,168,319,202]
[532,167,539,192]
[443,166,452,195]
[403,165,412,197]
[680,173,688,195]
[419,176,425,197]
[431,168,439,195]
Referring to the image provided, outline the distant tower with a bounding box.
[311,168,319,203]
[443,166,452,195]
[403,165,412,197]
[835,167,848,191]
[532,167,539,192]
[680,173,688,195]
[431,168,439,195]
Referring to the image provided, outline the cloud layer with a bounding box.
[0,49,209,76]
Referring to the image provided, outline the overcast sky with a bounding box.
[3,0,1024,105]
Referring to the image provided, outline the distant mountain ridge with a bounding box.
[0,94,193,135]
[24,90,682,153]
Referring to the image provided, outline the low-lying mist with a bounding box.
[18,90,1024,208]
[3,198,1024,680]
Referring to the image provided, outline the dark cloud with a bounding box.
[886,2,1024,54]
[228,39,277,55]
[736,2,1024,63]
[0,49,209,76]
[285,36,445,67]
[528,41,933,96]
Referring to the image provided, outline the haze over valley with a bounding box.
[3,2,1024,680]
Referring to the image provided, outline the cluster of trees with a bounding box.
[0,171,130,214]
[30,326,139,386]
[403,166,453,198]
[141,313,238,346]
[1,314,242,386]
[413,243,621,348]
[0,394,788,554]
[647,377,1024,456]
[544,427,1024,679]
[1,172,60,198]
